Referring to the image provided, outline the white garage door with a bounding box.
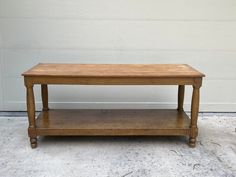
[0,0,236,111]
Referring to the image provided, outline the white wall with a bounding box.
[0,0,236,111]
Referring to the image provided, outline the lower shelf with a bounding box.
[35,109,191,136]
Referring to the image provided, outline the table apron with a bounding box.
[24,76,198,85]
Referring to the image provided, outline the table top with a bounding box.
[22,63,205,78]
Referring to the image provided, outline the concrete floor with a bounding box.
[0,113,235,177]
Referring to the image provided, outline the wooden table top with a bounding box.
[22,63,205,78]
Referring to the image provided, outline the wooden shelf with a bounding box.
[36,109,190,136]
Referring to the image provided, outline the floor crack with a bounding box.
[121,171,133,177]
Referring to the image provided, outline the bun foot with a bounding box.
[30,138,37,149]
[189,137,196,148]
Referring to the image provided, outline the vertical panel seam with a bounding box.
[0,48,4,110]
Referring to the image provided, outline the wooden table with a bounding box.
[22,63,205,148]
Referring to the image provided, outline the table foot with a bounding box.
[189,137,196,148]
[30,138,37,149]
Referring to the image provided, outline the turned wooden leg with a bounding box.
[189,84,200,148]
[26,84,37,148]
[41,84,49,111]
[177,85,185,111]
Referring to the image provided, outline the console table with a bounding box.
[22,63,205,148]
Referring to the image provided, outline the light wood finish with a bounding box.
[22,63,204,78]
[36,109,190,136]
[23,63,204,148]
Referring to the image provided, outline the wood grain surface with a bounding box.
[22,63,205,78]
[36,109,190,136]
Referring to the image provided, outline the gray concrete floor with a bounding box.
[0,113,235,177]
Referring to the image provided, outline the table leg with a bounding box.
[189,85,200,148]
[26,84,37,148]
[41,84,49,111]
[177,85,185,111]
